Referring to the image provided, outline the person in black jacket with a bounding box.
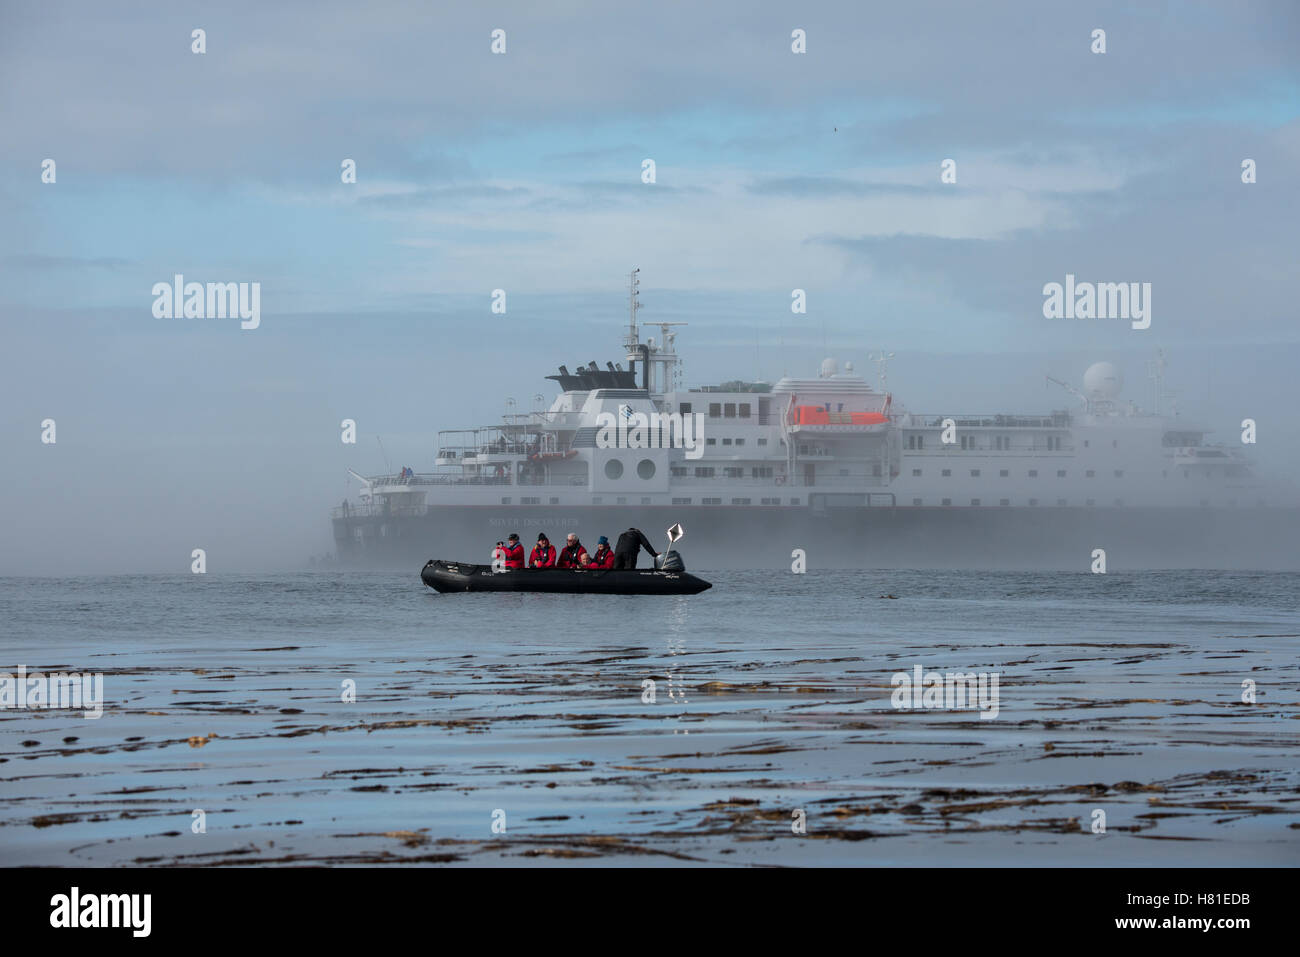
[613,527,660,569]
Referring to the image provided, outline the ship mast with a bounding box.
[1145,349,1177,416]
[870,350,895,391]
[624,267,641,351]
[620,269,688,393]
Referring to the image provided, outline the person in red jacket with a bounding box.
[588,536,615,569]
[529,533,556,568]
[557,533,588,569]
[496,533,525,569]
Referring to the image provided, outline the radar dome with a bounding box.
[1083,361,1122,399]
[820,358,838,378]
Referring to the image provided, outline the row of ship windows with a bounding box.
[607,462,821,480]
[676,497,789,506]
[649,436,774,447]
[670,466,776,478]
[678,402,756,419]
[675,465,892,479]
[524,467,1214,494]
[918,468,1216,479]
[617,465,1215,480]
[932,498,1102,506]
[908,435,1095,450]
[913,499,1240,507]
[919,468,1126,478]
[504,496,801,506]
[502,496,1239,507]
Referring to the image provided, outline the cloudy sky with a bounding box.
[1,0,1297,572]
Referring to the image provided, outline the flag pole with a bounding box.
[663,522,683,568]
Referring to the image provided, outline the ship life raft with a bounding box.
[421,560,712,595]
[529,449,578,462]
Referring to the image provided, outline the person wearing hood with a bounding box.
[529,533,557,568]
[588,536,615,569]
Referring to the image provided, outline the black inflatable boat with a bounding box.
[421,559,712,595]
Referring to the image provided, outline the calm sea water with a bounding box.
[1,569,1297,866]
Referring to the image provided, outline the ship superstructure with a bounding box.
[332,274,1284,567]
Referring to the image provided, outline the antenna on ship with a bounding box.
[1046,375,1089,410]
[1146,349,1170,416]
[625,268,642,349]
[870,350,895,391]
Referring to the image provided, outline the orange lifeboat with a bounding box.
[530,449,578,462]
[791,406,888,426]
[792,405,830,425]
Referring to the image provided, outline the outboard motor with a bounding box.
[657,549,685,572]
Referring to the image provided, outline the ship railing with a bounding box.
[438,428,559,452]
[471,438,575,456]
[437,448,502,459]
[668,476,888,488]
[903,445,1076,454]
[369,471,598,490]
[909,413,1074,428]
[369,474,514,488]
[470,443,536,456]
[370,475,425,488]
[436,444,548,459]
[517,476,588,486]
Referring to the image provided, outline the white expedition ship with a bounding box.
[332,273,1298,569]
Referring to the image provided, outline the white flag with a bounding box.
[666,522,683,543]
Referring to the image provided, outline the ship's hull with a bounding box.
[335,504,1300,570]
[421,560,712,594]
